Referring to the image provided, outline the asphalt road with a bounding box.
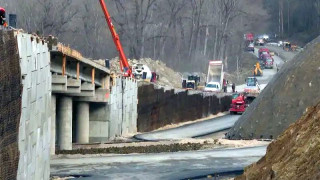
[134,115,240,141]
[51,146,267,180]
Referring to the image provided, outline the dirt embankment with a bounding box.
[227,35,320,140]
[236,102,320,180]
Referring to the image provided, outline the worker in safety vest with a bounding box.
[0,7,7,27]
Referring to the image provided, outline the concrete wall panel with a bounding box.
[16,32,52,180]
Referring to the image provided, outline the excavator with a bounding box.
[99,0,132,77]
[253,62,263,76]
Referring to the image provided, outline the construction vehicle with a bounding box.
[229,93,247,114]
[253,62,263,76]
[261,54,274,69]
[246,43,255,52]
[0,7,7,27]
[229,87,259,115]
[258,48,270,59]
[132,63,152,80]
[230,76,262,114]
[283,42,297,51]
[244,33,254,42]
[255,38,265,46]
[244,77,260,94]
[283,42,291,51]
[206,60,224,91]
[182,75,200,90]
[229,76,261,114]
[244,33,255,52]
[99,0,132,77]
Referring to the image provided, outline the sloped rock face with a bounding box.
[227,36,320,140]
[236,102,320,180]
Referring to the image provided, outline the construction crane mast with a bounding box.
[99,0,132,77]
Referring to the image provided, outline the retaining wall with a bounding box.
[0,30,51,180]
[17,32,52,179]
[137,84,232,132]
[89,77,138,142]
[108,77,138,139]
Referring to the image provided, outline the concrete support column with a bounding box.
[76,102,90,144]
[58,96,73,150]
[50,94,57,155]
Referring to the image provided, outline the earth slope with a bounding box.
[236,102,320,180]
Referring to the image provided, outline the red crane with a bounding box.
[99,0,132,77]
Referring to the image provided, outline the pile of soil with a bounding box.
[110,58,182,88]
[227,35,320,140]
[236,101,320,180]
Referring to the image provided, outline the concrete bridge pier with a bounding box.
[76,102,90,144]
[58,96,73,150]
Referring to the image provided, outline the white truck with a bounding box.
[132,63,152,80]
[204,60,224,92]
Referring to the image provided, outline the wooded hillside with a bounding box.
[1,0,267,72]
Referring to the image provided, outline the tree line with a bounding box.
[1,0,265,73]
[264,0,320,44]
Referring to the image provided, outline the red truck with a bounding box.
[245,33,254,42]
[261,54,274,69]
[230,77,260,114]
[258,48,270,60]
[229,93,247,114]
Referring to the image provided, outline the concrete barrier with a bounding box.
[137,84,232,132]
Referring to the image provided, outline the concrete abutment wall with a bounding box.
[17,32,52,180]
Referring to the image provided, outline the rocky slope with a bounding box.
[227,36,320,140]
[236,101,320,180]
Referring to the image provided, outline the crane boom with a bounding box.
[99,0,132,77]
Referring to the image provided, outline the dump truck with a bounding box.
[206,60,224,91]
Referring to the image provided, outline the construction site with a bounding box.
[0,0,320,180]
